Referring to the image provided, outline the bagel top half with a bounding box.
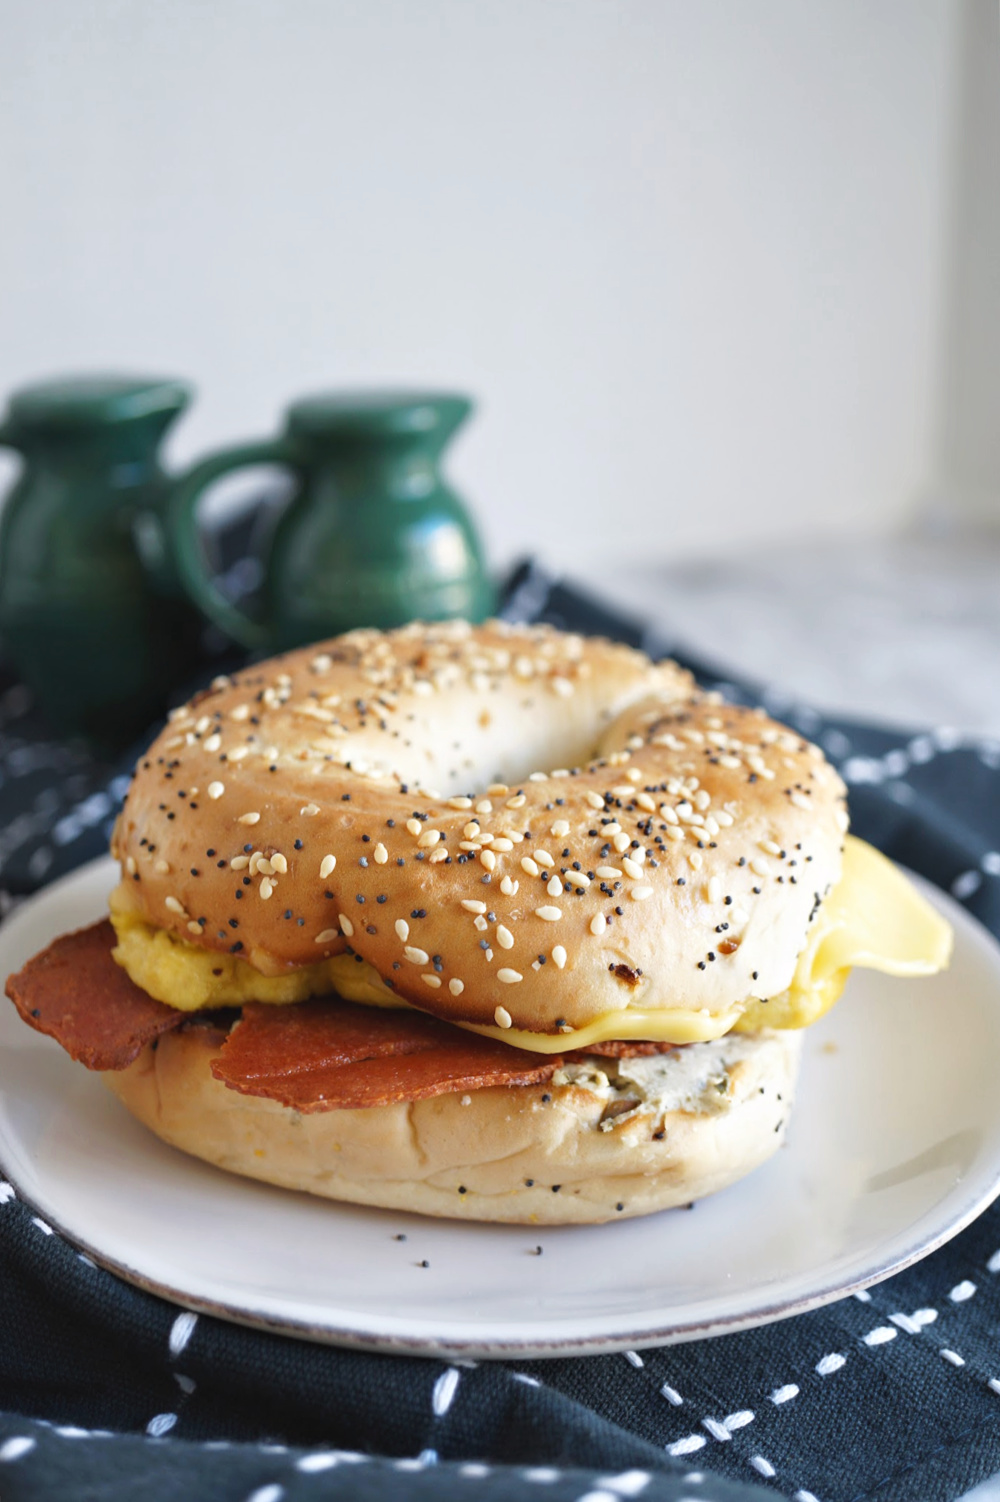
[110,621,851,1039]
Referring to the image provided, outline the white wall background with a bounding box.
[0,0,993,576]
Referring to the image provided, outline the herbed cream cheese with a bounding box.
[553,1034,768,1129]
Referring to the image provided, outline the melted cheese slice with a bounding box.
[735,835,952,1032]
[109,835,951,1048]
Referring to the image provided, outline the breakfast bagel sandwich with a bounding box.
[6,621,952,1223]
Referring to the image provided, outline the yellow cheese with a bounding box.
[734,835,953,1033]
[457,1003,746,1051]
[109,835,951,1046]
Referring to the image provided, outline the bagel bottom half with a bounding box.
[103,1027,802,1224]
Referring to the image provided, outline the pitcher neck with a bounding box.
[306,441,440,501]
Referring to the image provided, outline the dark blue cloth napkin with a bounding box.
[0,561,998,1502]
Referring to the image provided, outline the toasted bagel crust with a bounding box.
[113,622,847,1033]
[104,1026,802,1224]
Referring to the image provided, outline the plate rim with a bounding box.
[2,854,999,1361]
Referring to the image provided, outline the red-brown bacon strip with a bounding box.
[211,999,560,1112]
[5,920,186,1070]
[6,920,675,1108]
[211,1000,675,1113]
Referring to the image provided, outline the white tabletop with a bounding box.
[585,524,1000,740]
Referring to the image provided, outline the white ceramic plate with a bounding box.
[1,856,999,1360]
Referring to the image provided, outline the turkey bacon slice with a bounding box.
[210,999,560,1112]
[5,919,185,1070]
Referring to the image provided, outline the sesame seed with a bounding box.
[164,896,186,915]
[204,734,222,753]
[612,831,631,854]
[521,857,540,877]
[373,843,388,864]
[750,857,771,877]
[320,854,337,879]
[270,853,288,874]
[476,799,493,814]
[417,829,441,848]
[707,876,723,903]
[404,946,429,965]
[631,886,653,901]
[546,874,562,897]
[315,928,339,944]
[207,781,225,800]
[760,839,782,856]
[422,974,442,988]
[497,969,522,985]
[550,819,570,838]
[496,925,514,949]
[590,913,607,936]
[186,920,202,935]
[562,869,590,889]
[534,849,555,868]
[406,818,422,837]
[395,919,410,942]
[506,794,527,809]
[552,945,567,969]
[339,913,354,938]
[300,803,320,817]
[461,899,488,914]
[474,915,488,931]
[259,877,274,900]
[447,797,473,810]
[595,865,622,879]
[535,906,562,921]
[621,857,643,879]
[585,791,605,810]
[494,1005,513,1027]
[449,978,465,995]
[491,837,514,852]
[480,849,496,871]
[237,811,261,825]
[500,875,518,896]
[154,858,170,874]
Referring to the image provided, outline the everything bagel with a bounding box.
[6,621,952,1223]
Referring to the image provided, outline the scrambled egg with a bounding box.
[109,888,396,1012]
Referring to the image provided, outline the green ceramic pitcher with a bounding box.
[167,390,495,652]
[0,374,203,744]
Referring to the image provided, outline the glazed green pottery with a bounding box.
[167,391,495,652]
[0,374,202,744]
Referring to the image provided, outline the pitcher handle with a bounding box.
[167,438,295,650]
